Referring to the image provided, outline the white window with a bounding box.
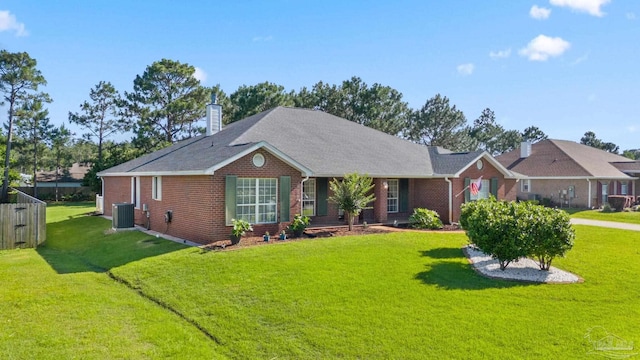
[302,179,316,216]
[236,178,277,224]
[152,176,162,200]
[621,182,628,195]
[521,179,531,193]
[131,176,140,209]
[387,179,399,213]
[602,183,608,204]
[470,179,490,201]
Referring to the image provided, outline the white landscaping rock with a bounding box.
[464,245,581,284]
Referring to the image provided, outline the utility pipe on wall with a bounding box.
[445,177,452,224]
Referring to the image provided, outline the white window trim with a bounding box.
[302,179,316,217]
[131,176,140,209]
[621,182,628,196]
[387,179,399,213]
[237,178,278,224]
[152,176,162,201]
[521,179,531,193]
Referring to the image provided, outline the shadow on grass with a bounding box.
[414,260,538,290]
[37,215,188,274]
[420,247,465,259]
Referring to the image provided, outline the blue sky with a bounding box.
[1,0,638,151]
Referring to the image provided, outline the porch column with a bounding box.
[373,178,388,223]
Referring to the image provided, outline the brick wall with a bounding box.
[102,150,303,245]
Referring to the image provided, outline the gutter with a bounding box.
[445,177,452,224]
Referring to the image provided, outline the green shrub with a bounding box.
[288,214,310,237]
[460,198,526,270]
[460,198,575,271]
[409,208,443,230]
[523,204,575,270]
[601,203,613,213]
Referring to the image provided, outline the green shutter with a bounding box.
[491,177,498,198]
[316,178,328,216]
[399,178,409,212]
[225,175,237,226]
[280,176,291,222]
[464,177,470,202]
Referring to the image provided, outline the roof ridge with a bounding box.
[228,107,280,146]
[127,136,209,172]
[548,139,594,176]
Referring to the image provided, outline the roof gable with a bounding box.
[496,139,635,179]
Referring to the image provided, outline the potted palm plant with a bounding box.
[230,218,252,245]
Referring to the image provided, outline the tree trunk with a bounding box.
[347,212,354,231]
[1,99,15,203]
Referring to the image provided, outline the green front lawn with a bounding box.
[1,203,639,359]
[0,203,223,359]
[570,208,640,224]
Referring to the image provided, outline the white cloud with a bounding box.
[626,12,636,20]
[549,0,610,17]
[530,5,551,19]
[0,10,27,36]
[457,63,475,76]
[252,35,273,42]
[193,67,207,83]
[519,35,571,61]
[489,48,511,59]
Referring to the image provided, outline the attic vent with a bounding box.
[520,142,532,158]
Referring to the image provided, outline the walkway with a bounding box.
[570,218,640,232]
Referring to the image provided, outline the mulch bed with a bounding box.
[202,224,462,251]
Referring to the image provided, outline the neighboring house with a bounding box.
[496,140,640,208]
[98,105,517,245]
[36,162,90,188]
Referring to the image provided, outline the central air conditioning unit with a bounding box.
[112,203,135,229]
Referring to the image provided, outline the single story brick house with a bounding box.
[496,139,640,208]
[98,105,517,244]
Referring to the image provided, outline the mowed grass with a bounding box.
[570,208,640,225]
[2,203,639,359]
[0,202,224,359]
[111,225,640,359]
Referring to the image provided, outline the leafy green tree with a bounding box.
[0,50,47,202]
[294,77,410,135]
[328,173,376,231]
[49,124,73,201]
[469,108,504,154]
[68,81,124,166]
[622,149,640,160]
[580,131,619,154]
[83,141,137,193]
[14,94,54,198]
[404,94,472,151]
[229,82,294,123]
[521,126,547,143]
[123,59,209,154]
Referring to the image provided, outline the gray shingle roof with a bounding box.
[99,107,498,178]
[496,139,636,179]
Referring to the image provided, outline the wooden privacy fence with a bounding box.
[0,189,46,250]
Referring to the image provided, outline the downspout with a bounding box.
[587,178,591,209]
[444,177,452,224]
[300,175,309,215]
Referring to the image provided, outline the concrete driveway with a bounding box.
[570,218,640,232]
